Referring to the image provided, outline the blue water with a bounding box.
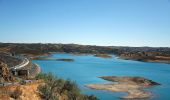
[33,53,170,100]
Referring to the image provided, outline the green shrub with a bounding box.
[36,73,99,100]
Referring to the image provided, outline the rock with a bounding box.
[0,61,14,82]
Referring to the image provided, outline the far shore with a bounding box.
[33,52,170,64]
[119,56,170,64]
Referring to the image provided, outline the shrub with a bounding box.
[37,73,98,100]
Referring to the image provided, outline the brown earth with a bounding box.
[0,80,43,100]
[94,54,112,58]
[0,61,14,82]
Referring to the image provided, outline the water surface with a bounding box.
[33,53,170,100]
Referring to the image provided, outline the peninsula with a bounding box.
[87,76,160,99]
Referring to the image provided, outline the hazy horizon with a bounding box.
[1,42,170,48]
[0,0,170,47]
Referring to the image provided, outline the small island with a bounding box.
[33,57,51,60]
[94,54,112,58]
[56,58,74,62]
[33,57,74,62]
[86,76,160,99]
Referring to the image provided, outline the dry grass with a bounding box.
[0,80,43,100]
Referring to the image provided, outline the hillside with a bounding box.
[0,43,170,63]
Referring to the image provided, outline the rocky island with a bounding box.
[34,57,74,62]
[86,76,160,99]
[94,54,112,58]
[56,58,74,62]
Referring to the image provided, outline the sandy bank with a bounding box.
[86,76,160,99]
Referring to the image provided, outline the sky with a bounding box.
[0,0,170,47]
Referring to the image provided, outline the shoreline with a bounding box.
[33,52,170,64]
[119,56,170,64]
[28,63,41,79]
[35,63,41,74]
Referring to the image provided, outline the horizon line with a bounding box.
[0,42,170,48]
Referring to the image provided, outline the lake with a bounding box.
[33,53,170,100]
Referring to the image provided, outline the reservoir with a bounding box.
[33,53,170,100]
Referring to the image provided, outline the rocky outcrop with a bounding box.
[94,54,112,58]
[0,80,43,100]
[0,61,14,82]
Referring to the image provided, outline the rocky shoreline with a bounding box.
[28,63,41,78]
[86,76,160,99]
[120,53,170,64]
[56,58,74,62]
[94,54,112,58]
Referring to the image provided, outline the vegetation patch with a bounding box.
[36,73,98,100]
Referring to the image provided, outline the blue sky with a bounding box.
[0,0,170,47]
